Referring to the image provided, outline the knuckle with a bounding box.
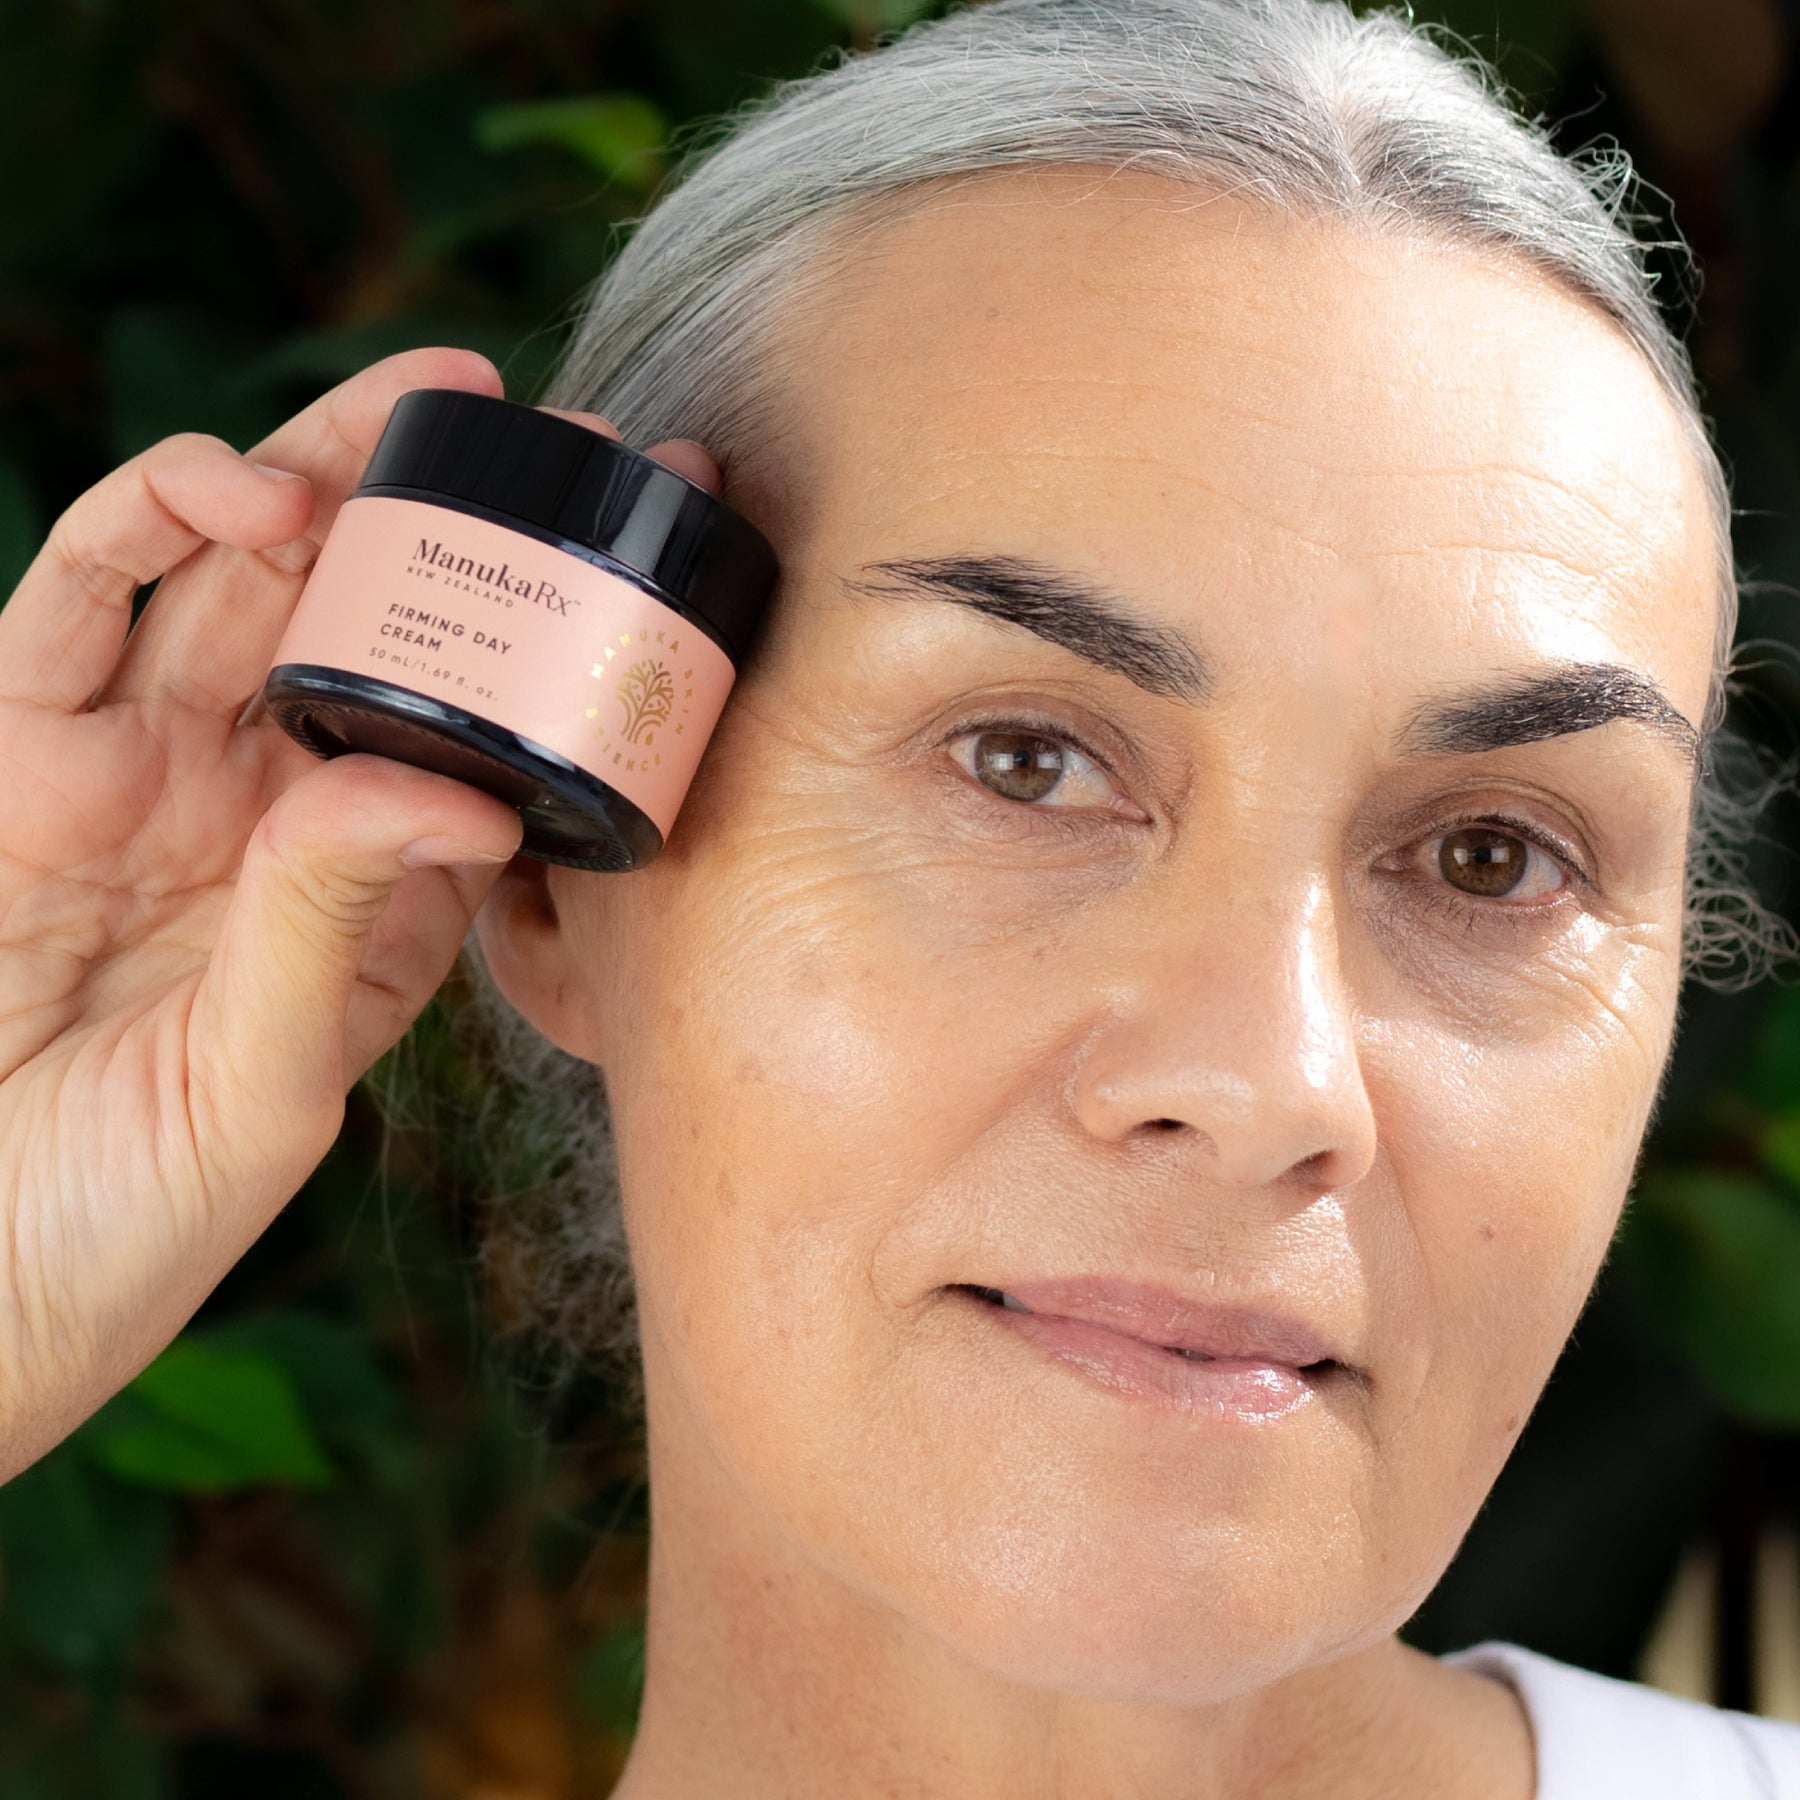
[145,430,233,465]
[42,511,133,607]
[43,446,216,596]
[255,535,319,578]
[255,801,391,933]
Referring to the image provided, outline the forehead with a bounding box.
[773,168,1719,727]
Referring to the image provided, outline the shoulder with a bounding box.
[1445,1641,1800,1800]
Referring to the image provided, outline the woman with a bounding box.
[1,0,1796,1792]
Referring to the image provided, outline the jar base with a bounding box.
[262,664,663,872]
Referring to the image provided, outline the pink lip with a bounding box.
[956,1278,1344,1420]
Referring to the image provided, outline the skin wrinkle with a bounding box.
[475,172,1718,1799]
[893,464,1658,644]
[933,426,1681,572]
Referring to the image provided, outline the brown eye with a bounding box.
[947,722,1147,820]
[972,732,1065,801]
[1438,827,1528,897]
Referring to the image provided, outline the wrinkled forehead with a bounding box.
[758,169,1721,730]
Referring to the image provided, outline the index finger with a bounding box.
[244,347,509,550]
[101,352,608,718]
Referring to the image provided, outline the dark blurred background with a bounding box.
[0,0,1797,1794]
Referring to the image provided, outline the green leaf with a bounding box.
[201,1310,405,1483]
[203,1312,396,1425]
[473,95,667,189]
[1622,1171,1800,1427]
[85,1339,336,1493]
[0,1450,172,1673]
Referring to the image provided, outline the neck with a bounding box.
[605,1401,1533,1800]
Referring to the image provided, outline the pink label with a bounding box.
[270,494,738,836]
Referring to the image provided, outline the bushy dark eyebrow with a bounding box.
[843,554,1211,703]
[843,555,1695,765]
[1405,663,1700,764]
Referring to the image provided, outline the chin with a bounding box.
[851,1472,1425,1707]
[909,1557,1389,1706]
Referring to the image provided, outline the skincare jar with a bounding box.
[263,387,778,871]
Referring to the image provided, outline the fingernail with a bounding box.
[399,835,513,870]
[251,461,304,484]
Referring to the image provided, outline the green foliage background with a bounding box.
[0,1,1795,1794]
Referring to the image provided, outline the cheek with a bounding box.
[1366,937,1675,1444]
[601,709,1121,1346]
[597,816,989,1397]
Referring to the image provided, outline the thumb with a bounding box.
[187,753,522,1197]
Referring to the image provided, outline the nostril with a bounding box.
[1147,1118,1183,1132]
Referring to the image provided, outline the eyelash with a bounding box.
[942,712,1143,822]
[1399,811,1591,909]
[942,714,1593,902]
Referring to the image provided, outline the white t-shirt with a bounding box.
[1447,1641,1800,1798]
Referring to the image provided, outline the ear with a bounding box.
[472,857,607,1064]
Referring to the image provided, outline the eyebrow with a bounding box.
[844,554,1211,702]
[844,553,1697,765]
[1405,663,1700,764]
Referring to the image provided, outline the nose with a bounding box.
[1070,872,1377,1192]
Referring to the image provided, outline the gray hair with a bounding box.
[427,0,1787,1404]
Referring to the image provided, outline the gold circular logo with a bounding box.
[585,628,697,776]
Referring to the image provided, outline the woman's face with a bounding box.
[482,171,1717,1700]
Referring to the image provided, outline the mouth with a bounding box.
[948,1279,1346,1420]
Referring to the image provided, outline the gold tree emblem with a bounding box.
[616,657,675,743]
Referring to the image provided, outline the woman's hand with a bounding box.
[0,349,552,1484]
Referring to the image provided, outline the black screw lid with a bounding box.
[354,387,778,664]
